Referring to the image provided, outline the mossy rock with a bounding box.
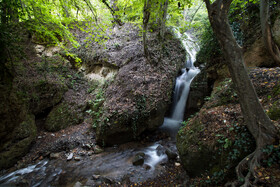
[45,102,83,132]
[176,107,255,182]
[0,114,37,169]
[177,119,215,177]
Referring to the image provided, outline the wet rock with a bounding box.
[156,145,165,156]
[143,164,151,170]
[67,153,73,161]
[132,152,145,166]
[165,148,178,160]
[50,153,60,159]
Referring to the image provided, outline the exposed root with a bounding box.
[234,148,265,187]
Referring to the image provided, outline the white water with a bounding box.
[160,31,200,137]
[143,143,167,170]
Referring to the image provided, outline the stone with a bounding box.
[175,162,181,167]
[156,145,165,156]
[165,148,178,160]
[92,174,100,180]
[67,153,73,161]
[94,145,104,154]
[50,153,60,159]
[74,156,81,161]
[132,152,145,166]
[73,181,82,187]
[35,45,45,54]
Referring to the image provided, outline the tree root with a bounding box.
[233,148,265,187]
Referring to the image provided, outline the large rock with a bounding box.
[93,25,186,145]
[177,68,280,180]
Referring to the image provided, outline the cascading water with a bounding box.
[160,31,200,137]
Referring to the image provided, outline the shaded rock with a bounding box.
[132,152,145,166]
[244,38,277,68]
[28,79,68,115]
[165,148,178,160]
[45,101,83,132]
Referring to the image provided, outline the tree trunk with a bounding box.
[204,0,278,185]
[143,0,151,60]
[159,0,168,39]
[260,0,280,65]
[102,0,123,26]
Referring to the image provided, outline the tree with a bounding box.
[260,0,280,65]
[204,0,278,186]
[143,0,152,60]
[101,0,123,26]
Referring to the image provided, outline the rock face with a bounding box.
[0,87,37,169]
[88,24,186,145]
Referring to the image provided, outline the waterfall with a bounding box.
[160,31,200,137]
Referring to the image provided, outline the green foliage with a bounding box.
[262,144,280,167]
[267,100,280,121]
[86,88,105,129]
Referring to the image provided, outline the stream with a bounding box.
[0,32,199,186]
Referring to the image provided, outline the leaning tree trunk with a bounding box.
[204,0,278,186]
[143,0,151,60]
[159,0,168,39]
[260,0,280,65]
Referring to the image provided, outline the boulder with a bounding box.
[95,25,186,145]
[132,152,145,166]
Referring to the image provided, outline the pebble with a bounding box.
[51,134,55,137]
[50,153,60,159]
[92,174,100,180]
[38,136,42,139]
[175,162,181,167]
[67,153,73,161]
[74,156,81,161]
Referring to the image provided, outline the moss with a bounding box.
[45,102,83,132]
